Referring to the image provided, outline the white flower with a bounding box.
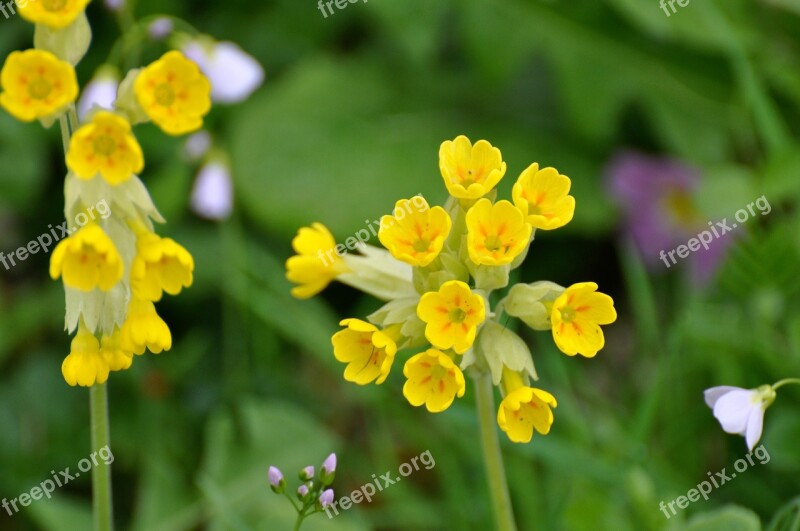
[104,0,124,12]
[183,131,212,162]
[704,385,776,451]
[182,39,264,104]
[78,69,119,121]
[149,18,174,40]
[191,161,233,220]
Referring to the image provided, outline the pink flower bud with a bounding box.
[319,489,334,508]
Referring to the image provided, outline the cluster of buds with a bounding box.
[286,136,617,443]
[269,453,336,521]
[0,1,217,386]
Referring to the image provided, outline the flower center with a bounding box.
[413,238,430,253]
[559,306,576,323]
[484,235,503,252]
[92,135,117,157]
[449,307,467,324]
[154,83,176,107]
[43,0,67,11]
[28,78,52,100]
[430,364,447,380]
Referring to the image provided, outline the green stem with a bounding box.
[90,384,113,531]
[474,372,517,531]
[292,513,306,531]
[772,378,800,391]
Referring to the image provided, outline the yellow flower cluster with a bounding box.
[286,135,616,443]
[0,2,207,387]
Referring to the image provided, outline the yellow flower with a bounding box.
[497,386,557,444]
[439,136,506,199]
[134,51,211,136]
[66,111,144,185]
[402,349,466,413]
[0,50,78,122]
[286,223,349,299]
[332,319,398,385]
[378,197,452,267]
[100,329,134,372]
[18,0,90,29]
[62,324,109,387]
[49,224,124,292]
[551,282,616,358]
[130,232,194,302]
[120,299,173,355]
[465,199,532,266]
[417,280,485,354]
[512,163,575,230]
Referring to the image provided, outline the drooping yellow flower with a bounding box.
[66,111,144,185]
[286,223,349,299]
[120,299,173,355]
[497,386,557,444]
[130,232,194,302]
[402,349,466,413]
[18,0,90,29]
[49,224,124,292]
[465,199,532,266]
[439,135,506,199]
[512,163,575,230]
[551,282,616,357]
[332,319,398,385]
[0,50,78,122]
[134,51,211,136]
[378,197,452,267]
[417,280,485,354]
[100,329,134,372]
[62,324,109,387]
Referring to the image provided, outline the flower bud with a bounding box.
[34,12,92,66]
[297,484,310,500]
[299,466,315,481]
[503,281,565,330]
[320,453,336,486]
[318,489,334,510]
[474,320,537,386]
[268,466,285,494]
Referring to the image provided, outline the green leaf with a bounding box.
[683,505,762,531]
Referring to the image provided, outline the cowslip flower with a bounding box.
[551,282,616,357]
[704,385,776,451]
[191,160,233,220]
[402,349,466,413]
[62,323,109,387]
[18,0,91,29]
[134,51,211,136]
[119,299,173,355]
[497,386,557,444]
[439,135,506,199]
[512,163,575,230]
[417,280,485,354]
[66,111,144,185]
[286,223,349,299]
[332,319,399,385]
[0,50,78,122]
[465,199,531,266]
[182,39,264,104]
[378,197,452,267]
[130,232,195,302]
[100,329,134,372]
[49,224,124,292]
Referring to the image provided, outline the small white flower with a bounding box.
[104,0,125,12]
[704,385,776,451]
[149,18,174,40]
[78,69,119,121]
[183,131,212,162]
[191,161,233,221]
[182,39,264,104]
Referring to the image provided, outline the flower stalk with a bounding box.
[90,384,113,531]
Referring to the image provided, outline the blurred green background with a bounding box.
[2,0,800,529]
